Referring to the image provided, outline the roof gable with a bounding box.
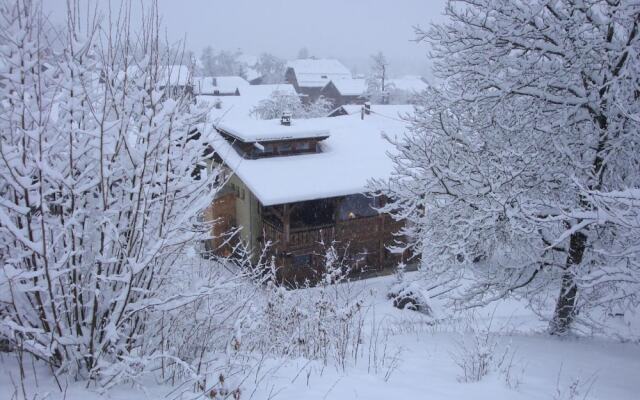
[216,118,330,143]
[326,78,367,96]
[286,59,352,88]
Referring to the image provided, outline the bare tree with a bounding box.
[297,47,310,59]
[367,52,392,104]
[255,52,285,84]
[199,46,245,77]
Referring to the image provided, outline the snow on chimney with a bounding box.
[281,112,292,126]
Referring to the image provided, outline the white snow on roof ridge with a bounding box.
[287,58,352,88]
[217,118,331,143]
[387,76,429,92]
[327,78,367,96]
[330,104,415,119]
[194,75,249,95]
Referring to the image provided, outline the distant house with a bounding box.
[386,76,429,103]
[238,54,264,85]
[320,78,368,107]
[327,104,414,118]
[194,76,250,96]
[285,59,352,103]
[205,111,410,284]
[196,83,297,121]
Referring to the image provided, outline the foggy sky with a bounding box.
[44,0,449,78]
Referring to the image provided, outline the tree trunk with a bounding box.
[549,230,586,335]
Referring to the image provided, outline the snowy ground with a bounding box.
[1,272,639,400]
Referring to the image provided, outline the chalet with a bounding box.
[194,76,250,96]
[327,104,414,118]
[197,83,297,121]
[285,59,352,103]
[205,110,410,284]
[320,78,368,107]
[385,76,429,104]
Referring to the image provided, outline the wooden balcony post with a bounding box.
[283,204,290,246]
[378,214,385,269]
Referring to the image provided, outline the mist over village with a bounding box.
[1,1,639,399]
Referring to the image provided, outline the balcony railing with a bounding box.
[261,214,388,252]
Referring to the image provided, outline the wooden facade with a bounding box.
[204,190,237,257]
[260,203,404,284]
[285,67,322,103]
[207,188,405,285]
[319,81,367,108]
[206,113,407,285]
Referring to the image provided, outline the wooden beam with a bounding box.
[283,203,290,246]
[378,214,385,269]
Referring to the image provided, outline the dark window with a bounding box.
[292,254,312,267]
[278,143,292,153]
[296,142,311,151]
[338,194,379,221]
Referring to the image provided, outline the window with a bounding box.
[321,75,328,79]
[292,254,312,267]
[337,194,379,221]
[278,143,292,153]
[296,142,311,151]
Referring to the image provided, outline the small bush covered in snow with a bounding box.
[387,282,432,315]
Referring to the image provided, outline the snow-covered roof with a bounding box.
[216,118,330,143]
[244,67,262,82]
[197,84,297,121]
[388,76,429,93]
[328,104,415,118]
[194,76,249,95]
[286,59,352,88]
[326,78,367,96]
[209,112,410,206]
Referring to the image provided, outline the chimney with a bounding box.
[281,111,292,126]
[364,102,371,115]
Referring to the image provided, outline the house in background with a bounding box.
[327,104,414,118]
[194,76,250,96]
[285,59,352,103]
[205,110,410,284]
[320,78,368,107]
[238,54,264,85]
[197,83,297,121]
[385,76,430,103]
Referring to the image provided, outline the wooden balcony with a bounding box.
[261,214,392,253]
[258,196,406,284]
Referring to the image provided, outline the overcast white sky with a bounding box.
[44,0,449,78]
